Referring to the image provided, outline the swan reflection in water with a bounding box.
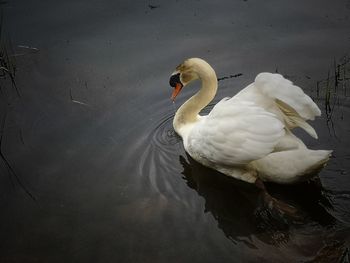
[178,152,349,260]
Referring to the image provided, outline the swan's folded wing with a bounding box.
[187,99,285,166]
[255,73,321,120]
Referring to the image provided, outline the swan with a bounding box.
[169,58,332,187]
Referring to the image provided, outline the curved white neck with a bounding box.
[173,66,217,137]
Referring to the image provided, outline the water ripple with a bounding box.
[130,105,186,200]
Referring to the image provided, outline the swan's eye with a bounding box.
[169,73,182,87]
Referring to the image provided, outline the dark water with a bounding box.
[1,0,350,262]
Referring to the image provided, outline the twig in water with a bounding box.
[217,73,243,81]
[19,128,25,145]
[148,4,160,9]
[17,45,39,52]
[316,55,350,138]
[0,17,20,97]
[70,88,89,106]
[0,112,36,201]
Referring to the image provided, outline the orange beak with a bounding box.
[171,83,183,101]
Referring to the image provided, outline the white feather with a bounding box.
[186,99,285,166]
[255,73,321,120]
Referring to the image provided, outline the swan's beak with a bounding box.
[169,72,183,101]
[171,83,183,101]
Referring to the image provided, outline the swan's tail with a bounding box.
[251,149,332,184]
[302,149,332,175]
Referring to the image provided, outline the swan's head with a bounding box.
[169,58,212,101]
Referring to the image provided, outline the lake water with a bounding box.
[1,0,350,262]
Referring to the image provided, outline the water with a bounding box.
[1,0,350,262]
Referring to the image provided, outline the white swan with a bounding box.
[169,58,332,185]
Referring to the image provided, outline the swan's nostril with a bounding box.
[169,73,182,87]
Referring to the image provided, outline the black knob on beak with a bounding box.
[169,73,182,87]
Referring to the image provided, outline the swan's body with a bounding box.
[170,58,331,184]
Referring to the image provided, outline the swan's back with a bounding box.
[186,98,285,166]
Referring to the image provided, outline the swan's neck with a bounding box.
[174,69,217,137]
